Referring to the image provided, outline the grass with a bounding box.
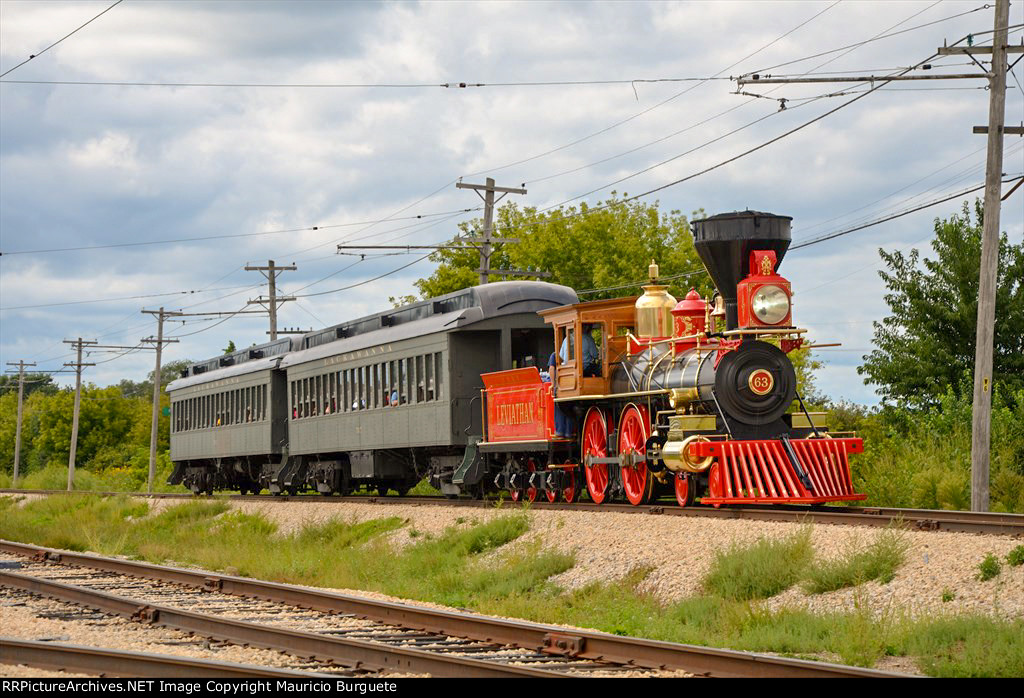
[702,526,814,600]
[0,461,186,493]
[802,527,910,594]
[1,494,1021,677]
[977,553,1002,581]
[1007,545,1024,567]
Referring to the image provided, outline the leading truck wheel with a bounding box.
[675,472,695,507]
[583,407,609,504]
[562,467,578,503]
[619,404,655,506]
[509,459,538,503]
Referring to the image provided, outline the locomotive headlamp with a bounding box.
[751,285,790,325]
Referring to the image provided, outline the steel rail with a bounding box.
[0,569,567,679]
[5,488,1021,535]
[0,541,907,678]
[0,637,336,678]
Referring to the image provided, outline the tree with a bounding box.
[858,200,1024,407]
[414,195,715,302]
[0,372,58,399]
[223,340,236,355]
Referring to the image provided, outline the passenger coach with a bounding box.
[167,281,578,495]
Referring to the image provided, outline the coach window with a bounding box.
[342,370,349,412]
[424,356,434,401]
[435,353,443,400]
[342,370,349,413]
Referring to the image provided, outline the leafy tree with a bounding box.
[223,340,236,355]
[414,195,714,301]
[858,201,1024,407]
[0,372,58,399]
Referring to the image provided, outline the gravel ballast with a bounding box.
[5,494,1023,622]
[156,497,1024,621]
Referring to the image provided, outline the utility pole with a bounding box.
[245,260,297,340]
[5,360,35,487]
[971,0,1011,512]
[63,338,96,491]
[141,308,182,494]
[455,178,527,283]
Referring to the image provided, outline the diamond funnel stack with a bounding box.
[691,210,792,331]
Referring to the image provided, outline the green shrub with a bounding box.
[703,527,814,601]
[977,553,1002,581]
[803,527,909,594]
[1006,545,1024,567]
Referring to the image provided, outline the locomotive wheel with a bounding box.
[582,407,609,504]
[562,468,578,503]
[619,404,655,506]
[545,476,558,504]
[525,459,539,503]
[675,472,695,507]
[509,459,539,503]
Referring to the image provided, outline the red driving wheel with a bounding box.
[582,407,609,504]
[619,404,655,506]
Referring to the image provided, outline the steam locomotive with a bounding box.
[168,210,865,508]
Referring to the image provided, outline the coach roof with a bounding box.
[280,281,577,368]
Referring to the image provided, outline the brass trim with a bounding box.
[791,412,828,429]
[554,389,669,403]
[721,328,807,336]
[669,414,717,431]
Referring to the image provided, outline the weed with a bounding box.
[1006,545,1024,567]
[977,553,1002,581]
[702,526,814,601]
[903,615,1024,677]
[941,588,955,603]
[803,527,909,594]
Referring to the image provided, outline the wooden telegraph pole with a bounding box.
[246,260,297,340]
[141,308,182,493]
[455,178,528,283]
[969,0,1011,511]
[63,338,96,490]
[5,360,35,487]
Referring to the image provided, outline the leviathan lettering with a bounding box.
[495,401,536,426]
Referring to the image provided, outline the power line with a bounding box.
[790,175,1023,251]
[739,3,992,77]
[0,207,481,256]
[0,284,256,311]
[0,0,124,79]
[463,0,844,182]
[0,76,736,89]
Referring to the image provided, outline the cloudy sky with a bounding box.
[1,0,1021,403]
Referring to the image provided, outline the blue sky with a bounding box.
[1,0,1022,403]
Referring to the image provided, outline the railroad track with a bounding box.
[0,540,905,678]
[0,638,338,678]
[3,488,1022,535]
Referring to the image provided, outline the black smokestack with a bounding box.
[691,211,792,331]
